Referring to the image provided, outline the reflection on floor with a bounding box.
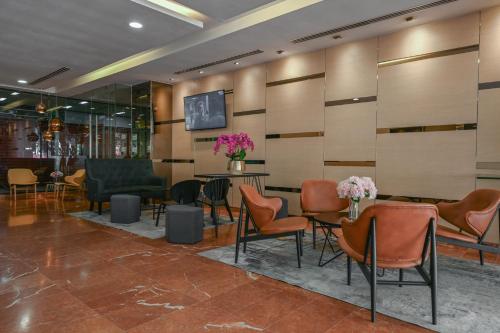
[1,192,498,333]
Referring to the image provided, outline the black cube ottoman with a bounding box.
[110,194,141,224]
[166,205,204,244]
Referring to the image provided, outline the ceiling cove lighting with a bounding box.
[79,101,88,105]
[11,92,19,96]
[128,0,207,28]
[129,21,143,29]
[17,79,28,84]
[116,111,126,115]
[64,105,72,109]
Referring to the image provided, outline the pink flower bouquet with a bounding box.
[337,176,377,202]
[213,133,254,161]
[50,171,64,179]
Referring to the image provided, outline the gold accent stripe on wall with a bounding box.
[162,159,194,163]
[266,131,324,139]
[194,137,218,143]
[478,81,500,90]
[477,162,500,170]
[265,186,301,193]
[325,96,377,107]
[324,161,376,167]
[376,123,477,134]
[266,73,325,87]
[154,119,185,125]
[378,44,479,68]
[233,109,266,117]
[376,194,457,204]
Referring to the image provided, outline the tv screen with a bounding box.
[184,90,227,131]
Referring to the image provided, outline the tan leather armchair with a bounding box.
[237,184,308,267]
[334,203,438,324]
[62,169,86,199]
[436,189,500,265]
[8,168,38,201]
[300,179,349,248]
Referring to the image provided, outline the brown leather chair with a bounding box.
[62,169,86,199]
[436,189,500,265]
[8,168,38,202]
[301,179,349,248]
[335,203,438,324]
[236,184,308,267]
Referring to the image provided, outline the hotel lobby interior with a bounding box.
[2,0,500,332]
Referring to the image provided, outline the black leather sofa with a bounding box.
[85,159,166,214]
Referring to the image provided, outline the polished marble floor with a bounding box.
[1,192,498,333]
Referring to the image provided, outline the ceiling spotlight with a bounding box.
[129,21,143,29]
[405,16,414,22]
[276,50,285,55]
[64,105,72,109]
[353,97,360,101]
[199,70,204,74]
[116,111,126,115]
[11,92,19,95]
[17,79,28,84]
[234,62,240,65]
[332,35,342,40]
[0,97,6,102]
[79,101,88,105]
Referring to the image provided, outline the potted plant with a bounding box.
[213,133,254,174]
[337,176,377,219]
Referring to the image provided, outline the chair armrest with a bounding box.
[466,205,499,237]
[144,176,166,187]
[86,177,104,194]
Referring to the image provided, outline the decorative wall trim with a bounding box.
[233,109,266,117]
[246,160,266,165]
[378,44,479,68]
[224,89,234,95]
[376,123,477,134]
[266,73,325,87]
[265,186,301,193]
[477,162,500,170]
[325,96,377,107]
[173,49,264,74]
[324,161,376,167]
[478,81,500,90]
[162,159,194,163]
[476,174,500,180]
[154,119,185,125]
[194,137,218,143]
[376,194,457,204]
[266,131,324,139]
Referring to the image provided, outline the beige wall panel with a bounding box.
[153,162,172,188]
[172,163,195,185]
[172,80,200,119]
[266,50,325,82]
[265,190,302,216]
[378,52,478,128]
[266,78,325,134]
[479,6,500,82]
[324,102,376,161]
[198,72,233,92]
[172,122,193,159]
[325,38,378,101]
[266,137,324,188]
[231,164,266,207]
[476,178,500,244]
[191,94,234,139]
[234,64,266,113]
[152,84,172,122]
[193,141,228,175]
[379,13,479,61]
[376,131,476,200]
[478,89,500,162]
[233,114,266,161]
[152,124,172,159]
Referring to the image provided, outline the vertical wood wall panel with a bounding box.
[266,50,325,83]
[172,80,200,119]
[234,64,266,113]
[478,89,500,162]
[324,102,376,161]
[325,38,378,101]
[479,6,500,82]
[172,163,195,185]
[379,13,479,61]
[233,114,266,160]
[172,123,193,159]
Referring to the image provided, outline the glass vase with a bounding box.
[349,199,360,220]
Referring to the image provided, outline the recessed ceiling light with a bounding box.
[17,79,28,84]
[405,16,414,22]
[129,21,143,29]
[332,35,342,40]
[234,62,240,65]
[64,105,72,109]
[116,111,126,115]
[79,101,88,105]
[0,97,6,102]
[353,97,360,101]
[199,70,204,74]
[11,92,19,95]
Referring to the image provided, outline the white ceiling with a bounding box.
[1,0,499,96]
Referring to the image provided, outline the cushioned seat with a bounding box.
[436,225,477,243]
[260,216,307,235]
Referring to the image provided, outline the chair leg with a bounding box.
[98,201,102,215]
[399,269,404,287]
[224,198,234,222]
[370,219,377,323]
[295,231,301,268]
[312,218,317,249]
[347,256,352,286]
[155,203,164,227]
[479,250,484,266]
[430,219,438,325]
[243,213,250,253]
[213,205,219,238]
[300,230,304,256]
[235,203,244,263]
[89,201,94,211]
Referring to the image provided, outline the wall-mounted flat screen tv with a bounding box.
[184,90,227,131]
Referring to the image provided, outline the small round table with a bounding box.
[45,182,65,199]
[314,211,349,267]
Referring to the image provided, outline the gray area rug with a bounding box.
[68,208,234,239]
[199,236,500,333]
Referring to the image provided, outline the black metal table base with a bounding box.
[317,223,344,267]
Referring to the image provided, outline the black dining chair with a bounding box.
[198,178,233,237]
[155,179,202,226]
